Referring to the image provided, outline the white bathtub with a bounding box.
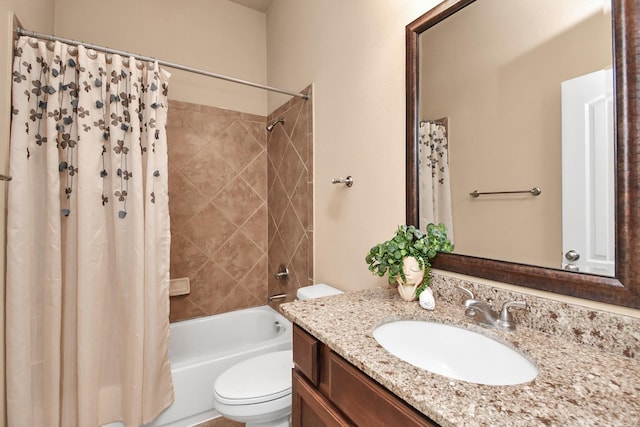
[144,305,292,427]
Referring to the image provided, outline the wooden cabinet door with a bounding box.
[292,370,353,427]
[292,325,439,427]
[329,354,439,427]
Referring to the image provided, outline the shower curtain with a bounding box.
[6,36,173,426]
[418,120,454,241]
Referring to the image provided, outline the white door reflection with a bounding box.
[561,69,615,275]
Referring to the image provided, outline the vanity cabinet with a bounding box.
[292,324,439,427]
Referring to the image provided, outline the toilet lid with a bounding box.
[214,350,293,405]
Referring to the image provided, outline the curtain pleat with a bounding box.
[7,36,173,427]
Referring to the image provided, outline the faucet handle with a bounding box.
[455,285,475,300]
[498,301,527,329]
[456,285,477,318]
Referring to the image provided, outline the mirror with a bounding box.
[406,0,640,309]
[417,0,614,276]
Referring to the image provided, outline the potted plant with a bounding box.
[365,224,453,302]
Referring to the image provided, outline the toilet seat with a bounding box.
[213,350,293,406]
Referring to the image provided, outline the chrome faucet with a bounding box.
[456,285,527,331]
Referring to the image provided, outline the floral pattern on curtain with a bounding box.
[418,120,454,242]
[7,36,173,427]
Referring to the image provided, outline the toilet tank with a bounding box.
[296,284,343,301]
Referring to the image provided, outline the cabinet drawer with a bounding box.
[293,325,320,385]
[329,353,438,427]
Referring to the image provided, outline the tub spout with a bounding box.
[269,293,287,301]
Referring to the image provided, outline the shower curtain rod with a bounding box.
[16,27,309,100]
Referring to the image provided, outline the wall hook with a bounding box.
[331,175,353,187]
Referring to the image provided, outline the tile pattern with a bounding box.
[167,100,268,321]
[281,287,640,427]
[267,87,314,308]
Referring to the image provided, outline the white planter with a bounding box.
[397,283,420,301]
[395,256,426,302]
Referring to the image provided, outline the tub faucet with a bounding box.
[457,285,527,331]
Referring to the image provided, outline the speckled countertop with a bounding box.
[280,287,640,427]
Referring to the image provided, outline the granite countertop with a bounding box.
[280,287,640,427]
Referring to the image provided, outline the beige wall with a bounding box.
[266,0,442,292]
[420,0,611,268]
[2,3,54,426]
[53,0,268,116]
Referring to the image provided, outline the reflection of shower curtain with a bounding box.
[419,120,454,241]
[7,36,173,426]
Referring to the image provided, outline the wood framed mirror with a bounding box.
[406,0,640,309]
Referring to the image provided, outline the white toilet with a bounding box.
[212,284,343,427]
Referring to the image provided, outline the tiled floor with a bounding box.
[194,417,244,427]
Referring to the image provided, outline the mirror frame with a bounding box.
[406,0,640,309]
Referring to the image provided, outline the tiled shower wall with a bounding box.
[166,88,313,321]
[267,86,314,307]
[167,100,269,322]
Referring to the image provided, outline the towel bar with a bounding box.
[470,187,541,198]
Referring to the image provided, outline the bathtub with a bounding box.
[144,305,292,427]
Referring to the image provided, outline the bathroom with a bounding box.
[1,0,639,426]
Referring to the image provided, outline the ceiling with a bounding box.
[227,0,274,12]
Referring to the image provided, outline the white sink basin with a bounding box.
[373,320,537,385]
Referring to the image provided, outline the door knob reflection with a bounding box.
[565,250,580,262]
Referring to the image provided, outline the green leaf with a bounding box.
[365,223,452,282]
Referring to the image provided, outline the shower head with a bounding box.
[266,118,285,132]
